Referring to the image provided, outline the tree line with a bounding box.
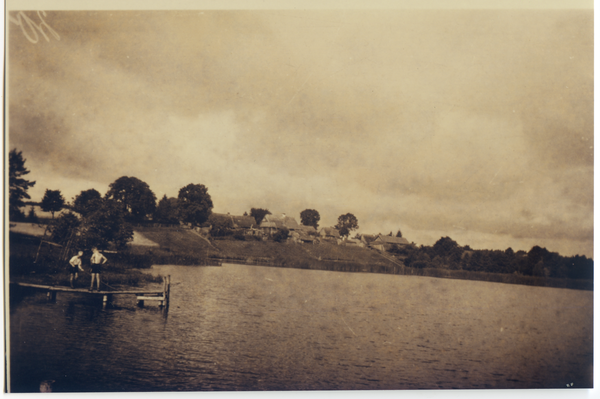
[9,147,593,280]
[9,149,362,250]
[392,236,593,280]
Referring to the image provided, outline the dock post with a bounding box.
[47,291,57,302]
[160,276,166,307]
[166,275,171,308]
[102,294,113,308]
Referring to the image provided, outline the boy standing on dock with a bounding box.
[68,251,84,288]
[89,247,107,291]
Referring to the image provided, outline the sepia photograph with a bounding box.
[4,0,594,394]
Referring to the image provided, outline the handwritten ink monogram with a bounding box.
[9,11,60,44]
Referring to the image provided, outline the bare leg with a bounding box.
[90,274,95,290]
[96,274,101,290]
[70,274,74,288]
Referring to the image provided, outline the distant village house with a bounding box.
[259,214,299,235]
[369,234,410,252]
[319,227,340,239]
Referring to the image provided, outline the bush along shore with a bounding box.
[9,232,163,289]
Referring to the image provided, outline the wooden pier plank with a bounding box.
[135,296,165,301]
[12,282,163,295]
[12,275,170,309]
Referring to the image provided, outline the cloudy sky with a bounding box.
[7,4,593,257]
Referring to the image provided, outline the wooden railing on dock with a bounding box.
[11,275,171,309]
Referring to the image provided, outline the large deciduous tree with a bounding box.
[105,176,156,221]
[82,199,134,249]
[432,236,460,258]
[335,213,359,237]
[250,208,271,225]
[51,211,81,246]
[9,149,36,220]
[72,188,102,216]
[40,189,65,219]
[178,183,213,227]
[300,209,320,229]
[154,195,180,224]
[52,200,133,250]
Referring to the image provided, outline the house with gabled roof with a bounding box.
[319,227,340,239]
[230,215,258,229]
[359,234,377,246]
[211,213,258,229]
[297,224,317,234]
[260,221,279,235]
[342,238,365,247]
[260,213,299,235]
[290,230,318,244]
[369,234,410,252]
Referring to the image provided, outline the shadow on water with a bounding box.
[8,284,36,312]
[9,288,170,393]
[9,265,593,392]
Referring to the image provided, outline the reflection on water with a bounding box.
[9,264,593,392]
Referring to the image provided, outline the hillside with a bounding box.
[132,226,214,255]
[11,225,591,290]
[130,225,398,269]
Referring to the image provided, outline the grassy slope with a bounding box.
[11,223,394,268]
[131,226,215,256]
[130,227,592,290]
[9,222,49,237]
[302,242,392,265]
[132,226,394,267]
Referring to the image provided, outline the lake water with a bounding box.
[8,263,593,392]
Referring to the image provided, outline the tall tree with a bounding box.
[9,149,36,220]
[432,236,460,258]
[82,199,134,249]
[335,213,359,237]
[26,206,39,223]
[51,211,81,246]
[566,254,594,280]
[154,195,180,224]
[52,200,133,250]
[72,188,102,216]
[300,209,320,229]
[105,176,156,221]
[40,189,65,219]
[250,208,271,225]
[396,230,403,238]
[178,183,213,227]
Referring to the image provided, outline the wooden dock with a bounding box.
[11,275,171,308]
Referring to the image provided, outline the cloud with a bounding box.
[8,10,593,257]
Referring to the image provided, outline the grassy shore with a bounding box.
[9,226,593,291]
[130,227,592,290]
